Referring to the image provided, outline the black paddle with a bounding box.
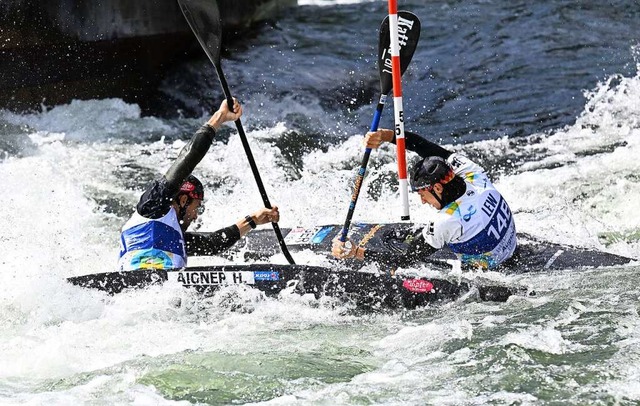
[177,0,295,264]
[338,11,421,243]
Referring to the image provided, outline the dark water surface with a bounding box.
[163,0,639,145]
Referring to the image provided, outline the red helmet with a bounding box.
[178,175,204,200]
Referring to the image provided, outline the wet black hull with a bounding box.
[67,264,523,309]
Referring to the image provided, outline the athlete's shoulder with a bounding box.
[447,153,495,190]
[447,153,486,176]
[137,178,174,219]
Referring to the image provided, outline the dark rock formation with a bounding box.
[0,0,296,113]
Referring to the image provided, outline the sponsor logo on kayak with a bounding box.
[311,226,334,244]
[254,270,280,281]
[285,226,321,245]
[284,225,336,245]
[167,271,255,285]
[402,278,434,293]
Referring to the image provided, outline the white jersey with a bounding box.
[421,153,517,269]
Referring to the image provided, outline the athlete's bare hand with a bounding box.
[207,98,243,129]
[363,128,394,149]
[252,206,280,225]
[331,236,357,259]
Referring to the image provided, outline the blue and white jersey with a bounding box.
[118,207,187,271]
[421,153,517,269]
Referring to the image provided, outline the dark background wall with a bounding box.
[0,0,296,113]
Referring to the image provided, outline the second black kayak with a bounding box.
[199,222,634,272]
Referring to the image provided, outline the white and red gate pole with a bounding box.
[388,0,410,220]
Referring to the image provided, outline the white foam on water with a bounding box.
[497,72,640,255]
[502,326,579,355]
[1,99,175,142]
[374,319,473,358]
[602,306,640,401]
[0,372,190,406]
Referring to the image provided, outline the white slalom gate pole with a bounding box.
[388,0,410,221]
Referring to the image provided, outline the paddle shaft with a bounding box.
[339,95,387,242]
[215,67,296,265]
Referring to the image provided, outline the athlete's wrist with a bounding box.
[383,129,394,142]
[245,215,257,229]
[206,111,224,129]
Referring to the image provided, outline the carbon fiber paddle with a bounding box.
[177,0,295,264]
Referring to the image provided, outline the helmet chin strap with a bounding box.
[428,185,446,208]
[177,198,190,224]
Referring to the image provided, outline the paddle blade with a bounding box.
[177,0,223,66]
[378,11,421,95]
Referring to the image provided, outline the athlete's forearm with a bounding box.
[184,225,242,256]
[164,124,217,196]
[391,131,452,159]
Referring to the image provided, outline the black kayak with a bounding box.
[67,263,524,309]
[217,222,634,272]
[68,223,633,309]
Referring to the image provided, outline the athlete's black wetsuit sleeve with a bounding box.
[184,226,242,256]
[164,124,217,195]
[392,131,452,159]
[136,124,217,219]
[405,231,438,258]
[361,227,437,267]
